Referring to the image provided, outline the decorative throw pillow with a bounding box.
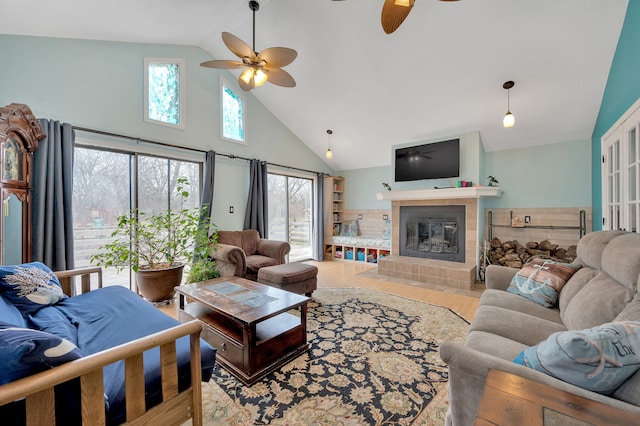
[513,321,640,394]
[341,220,360,237]
[382,219,391,239]
[507,258,582,307]
[0,262,67,315]
[0,321,83,385]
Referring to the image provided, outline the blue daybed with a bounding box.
[0,264,216,425]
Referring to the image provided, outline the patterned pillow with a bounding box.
[341,220,360,237]
[0,321,83,385]
[507,258,581,307]
[0,262,67,315]
[513,321,640,394]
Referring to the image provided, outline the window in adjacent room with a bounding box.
[221,78,246,143]
[144,58,185,129]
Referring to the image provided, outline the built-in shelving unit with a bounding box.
[324,243,390,263]
[323,176,345,239]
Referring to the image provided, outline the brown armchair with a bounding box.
[209,229,290,281]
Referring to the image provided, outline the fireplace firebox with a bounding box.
[399,205,466,262]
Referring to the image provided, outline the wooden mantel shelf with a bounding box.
[375,186,502,201]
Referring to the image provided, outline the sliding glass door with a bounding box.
[72,146,201,288]
[268,173,314,262]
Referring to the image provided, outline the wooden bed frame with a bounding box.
[0,267,205,425]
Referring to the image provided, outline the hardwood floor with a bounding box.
[160,260,482,322]
[309,260,481,322]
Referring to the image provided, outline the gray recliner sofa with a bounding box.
[440,230,640,425]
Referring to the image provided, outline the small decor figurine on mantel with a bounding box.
[487,176,499,187]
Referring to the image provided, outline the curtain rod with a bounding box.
[73,126,328,176]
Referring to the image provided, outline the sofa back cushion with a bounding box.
[241,229,260,255]
[561,231,640,330]
[217,229,260,256]
[601,233,640,292]
[561,271,633,330]
[558,267,599,313]
[575,230,627,270]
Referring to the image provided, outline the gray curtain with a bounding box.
[193,150,216,262]
[200,150,216,234]
[243,159,268,238]
[314,173,325,261]
[32,119,75,270]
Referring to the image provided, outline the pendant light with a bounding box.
[502,81,515,128]
[326,129,333,159]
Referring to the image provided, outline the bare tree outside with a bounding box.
[73,147,201,288]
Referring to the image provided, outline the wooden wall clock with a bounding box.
[0,103,45,264]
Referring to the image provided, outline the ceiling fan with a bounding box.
[200,1,297,91]
[333,0,460,34]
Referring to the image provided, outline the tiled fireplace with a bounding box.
[376,187,501,291]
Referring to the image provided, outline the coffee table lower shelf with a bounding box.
[179,301,308,385]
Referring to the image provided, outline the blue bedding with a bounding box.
[1,286,216,425]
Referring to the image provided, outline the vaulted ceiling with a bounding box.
[2,0,629,170]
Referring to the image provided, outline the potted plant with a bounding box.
[185,257,220,283]
[91,178,217,302]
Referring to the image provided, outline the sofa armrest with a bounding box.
[257,239,291,264]
[439,342,640,426]
[209,243,246,277]
[485,264,519,291]
[54,267,103,297]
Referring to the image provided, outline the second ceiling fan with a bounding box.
[334,0,460,34]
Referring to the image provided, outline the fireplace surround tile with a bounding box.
[379,197,480,291]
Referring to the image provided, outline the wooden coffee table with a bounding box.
[175,276,309,385]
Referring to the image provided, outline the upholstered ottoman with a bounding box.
[257,262,318,296]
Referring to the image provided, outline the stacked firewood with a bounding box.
[488,238,577,268]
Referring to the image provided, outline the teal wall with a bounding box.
[591,1,640,230]
[341,136,591,211]
[341,131,483,210]
[483,139,591,209]
[0,35,333,230]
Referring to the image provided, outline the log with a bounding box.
[538,240,558,251]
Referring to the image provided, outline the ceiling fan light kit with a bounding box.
[200,1,297,91]
[502,80,515,128]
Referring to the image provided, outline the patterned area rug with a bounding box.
[198,288,469,425]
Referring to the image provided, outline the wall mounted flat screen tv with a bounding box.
[394,138,460,182]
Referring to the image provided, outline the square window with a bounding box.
[221,78,246,144]
[144,58,185,129]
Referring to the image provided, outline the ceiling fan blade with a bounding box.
[381,0,415,34]
[238,75,255,92]
[222,32,257,62]
[200,59,246,69]
[266,68,296,88]
[258,47,298,68]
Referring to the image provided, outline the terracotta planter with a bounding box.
[136,263,184,302]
